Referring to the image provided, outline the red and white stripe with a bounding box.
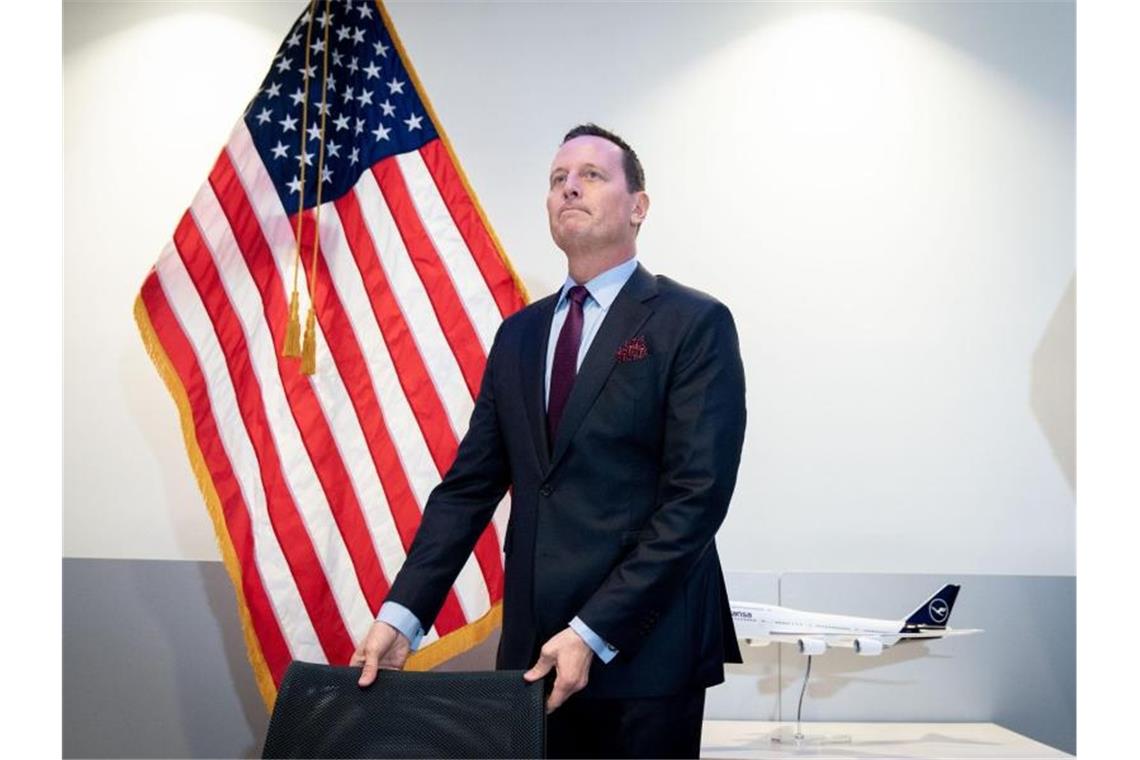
[140,120,525,686]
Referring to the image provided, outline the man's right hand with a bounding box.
[351,621,411,687]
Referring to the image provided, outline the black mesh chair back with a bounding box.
[261,661,545,759]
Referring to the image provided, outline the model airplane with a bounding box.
[730,583,982,656]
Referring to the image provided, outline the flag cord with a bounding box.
[300,0,335,376]
[282,0,321,359]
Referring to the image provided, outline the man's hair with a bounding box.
[561,123,645,193]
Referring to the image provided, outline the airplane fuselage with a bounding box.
[732,603,903,644]
[728,584,978,656]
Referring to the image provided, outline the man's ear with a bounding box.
[631,191,650,227]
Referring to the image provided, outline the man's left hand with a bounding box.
[523,627,594,713]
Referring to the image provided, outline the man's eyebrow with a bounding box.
[549,163,607,177]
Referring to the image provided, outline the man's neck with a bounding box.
[565,246,637,285]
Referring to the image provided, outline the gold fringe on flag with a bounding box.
[134,295,279,710]
[405,603,503,672]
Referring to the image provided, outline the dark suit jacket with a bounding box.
[387,263,746,699]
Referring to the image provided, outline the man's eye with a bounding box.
[585,170,600,179]
[551,175,565,186]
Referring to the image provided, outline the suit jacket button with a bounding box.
[540,485,553,497]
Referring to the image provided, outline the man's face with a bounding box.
[546,135,647,254]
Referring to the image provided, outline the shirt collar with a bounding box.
[555,257,639,312]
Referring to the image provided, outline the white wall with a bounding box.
[64,0,1074,575]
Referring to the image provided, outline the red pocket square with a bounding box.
[615,335,649,362]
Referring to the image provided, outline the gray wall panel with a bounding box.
[63,558,269,758]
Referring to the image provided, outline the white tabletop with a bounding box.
[700,721,1071,759]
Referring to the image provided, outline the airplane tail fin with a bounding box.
[900,584,960,631]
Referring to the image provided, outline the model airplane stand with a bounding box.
[767,655,852,749]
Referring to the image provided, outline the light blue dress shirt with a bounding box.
[378,258,640,664]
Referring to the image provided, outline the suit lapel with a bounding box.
[549,264,657,471]
[520,294,557,473]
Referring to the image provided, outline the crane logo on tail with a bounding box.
[929,598,949,623]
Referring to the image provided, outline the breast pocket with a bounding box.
[606,355,659,396]
[593,356,663,439]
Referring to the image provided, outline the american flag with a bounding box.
[133,0,527,707]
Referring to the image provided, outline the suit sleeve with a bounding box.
[575,301,746,655]
[384,326,511,629]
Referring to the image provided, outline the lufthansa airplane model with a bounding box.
[730,584,982,656]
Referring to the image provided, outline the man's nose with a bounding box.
[562,175,581,198]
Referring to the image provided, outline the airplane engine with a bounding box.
[853,638,884,656]
[797,638,827,655]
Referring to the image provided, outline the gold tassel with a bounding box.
[283,291,302,358]
[300,308,317,375]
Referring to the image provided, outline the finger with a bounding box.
[548,663,590,714]
[546,678,573,714]
[358,653,380,688]
[523,655,554,682]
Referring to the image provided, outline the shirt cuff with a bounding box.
[570,616,619,664]
[377,601,425,650]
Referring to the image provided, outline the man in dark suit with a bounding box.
[353,124,746,758]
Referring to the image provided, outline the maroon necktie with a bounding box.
[547,285,589,447]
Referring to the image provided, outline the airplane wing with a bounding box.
[752,628,984,638]
[756,633,869,648]
[895,628,983,638]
